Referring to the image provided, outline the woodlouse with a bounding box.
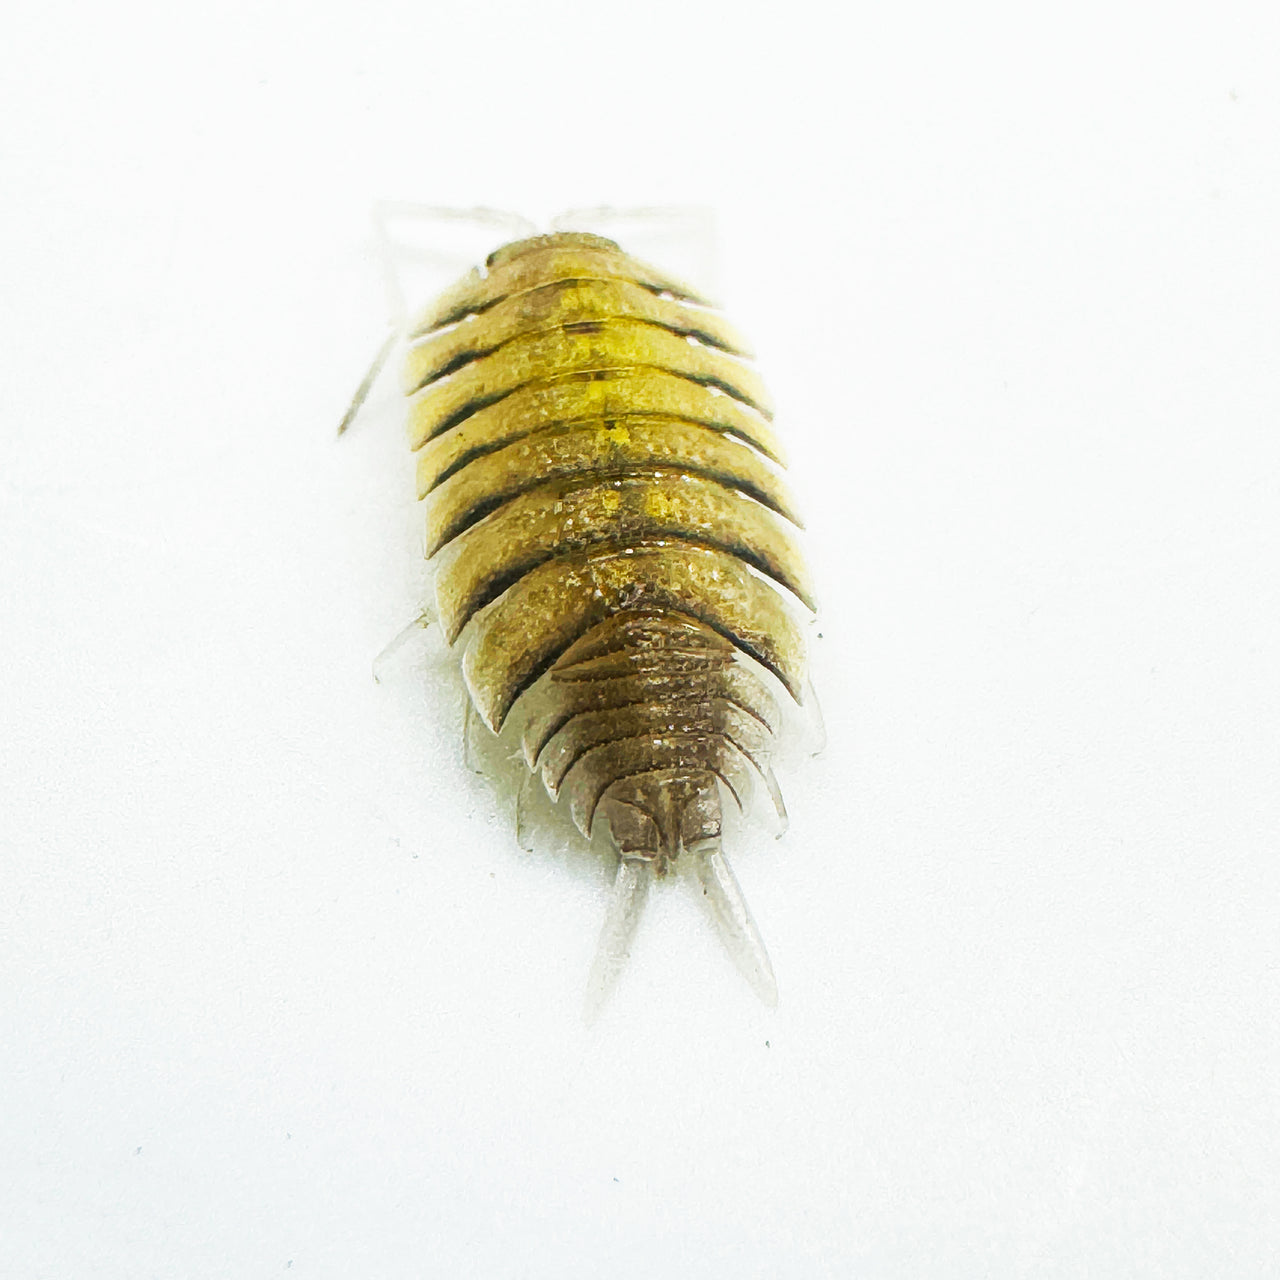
[347,224,817,1013]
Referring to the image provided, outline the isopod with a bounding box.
[347,222,817,1014]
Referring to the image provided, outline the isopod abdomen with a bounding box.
[395,229,815,1011]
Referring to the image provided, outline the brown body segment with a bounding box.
[563,734,758,836]
[537,700,773,794]
[519,632,782,765]
[407,231,811,870]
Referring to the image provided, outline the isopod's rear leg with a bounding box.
[689,844,779,1008]
[583,857,655,1024]
[801,674,827,757]
[462,698,485,775]
[514,771,536,853]
[764,768,789,837]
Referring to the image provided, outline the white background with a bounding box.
[3,1,1279,1276]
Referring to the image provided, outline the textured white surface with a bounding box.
[3,2,1279,1276]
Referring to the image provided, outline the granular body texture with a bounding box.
[399,230,816,1010]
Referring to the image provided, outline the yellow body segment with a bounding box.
[421,416,801,556]
[406,277,753,392]
[403,318,775,424]
[408,235,710,335]
[410,368,786,467]
[431,471,815,642]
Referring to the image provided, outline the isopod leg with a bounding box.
[372,203,539,326]
[462,698,484,775]
[376,202,538,239]
[583,857,654,1024]
[765,768,789,837]
[371,609,434,684]
[691,846,779,1008]
[336,327,397,437]
[514,768,529,849]
[801,674,827,757]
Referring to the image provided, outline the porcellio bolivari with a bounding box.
[350,228,817,1013]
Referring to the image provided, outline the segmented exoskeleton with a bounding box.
[365,228,815,1013]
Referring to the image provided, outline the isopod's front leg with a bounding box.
[371,608,435,684]
[336,328,398,438]
[583,857,655,1024]
[341,205,543,436]
[372,203,539,328]
[688,843,779,1008]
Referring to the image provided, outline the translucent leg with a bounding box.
[801,674,827,757]
[343,206,537,434]
[583,857,654,1024]
[372,203,538,328]
[691,845,778,1008]
[371,609,434,684]
[376,202,537,240]
[764,768,790,837]
[462,697,485,775]
[336,327,397,437]
[514,770,536,853]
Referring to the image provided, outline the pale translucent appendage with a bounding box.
[336,327,397,437]
[583,857,655,1024]
[514,771,536,853]
[764,768,789,837]
[689,844,778,1008]
[373,203,539,328]
[371,609,434,684]
[339,205,540,438]
[462,698,485,775]
[342,204,723,436]
[800,673,827,758]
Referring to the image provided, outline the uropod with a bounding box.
[344,211,819,1015]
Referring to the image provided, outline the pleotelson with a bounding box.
[405,231,812,866]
